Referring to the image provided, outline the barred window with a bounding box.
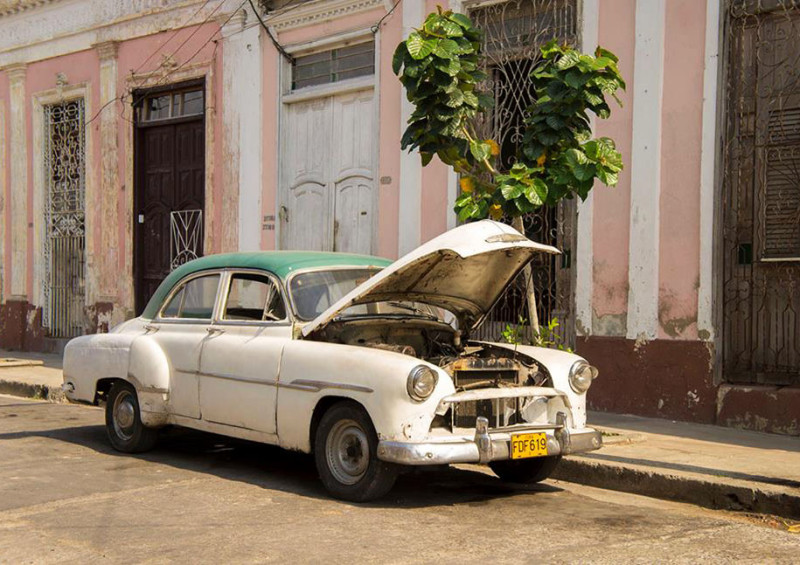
[291,41,375,91]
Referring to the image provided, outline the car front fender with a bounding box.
[275,340,455,453]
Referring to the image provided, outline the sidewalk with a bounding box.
[556,411,800,520]
[1,348,799,519]
[0,349,64,401]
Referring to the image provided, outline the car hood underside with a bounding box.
[302,220,559,337]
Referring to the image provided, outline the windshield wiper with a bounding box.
[384,302,438,320]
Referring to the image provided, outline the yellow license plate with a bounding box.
[510,432,549,459]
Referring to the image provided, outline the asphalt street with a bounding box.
[0,395,797,564]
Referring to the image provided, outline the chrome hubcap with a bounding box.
[326,419,369,485]
[113,391,136,441]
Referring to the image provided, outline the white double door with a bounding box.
[279,88,376,254]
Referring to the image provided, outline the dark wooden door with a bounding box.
[134,118,205,313]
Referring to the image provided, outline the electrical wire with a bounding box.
[371,0,402,34]
[124,0,246,122]
[86,0,244,127]
[129,0,217,78]
[247,0,294,63]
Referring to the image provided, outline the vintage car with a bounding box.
[63,220,601,501]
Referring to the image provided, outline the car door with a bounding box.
[149,271,222,419]
[198,270,291,436]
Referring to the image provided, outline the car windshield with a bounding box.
[289,268,447,322]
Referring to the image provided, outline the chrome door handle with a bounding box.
[206,327,225,334]
[143,324,159,333]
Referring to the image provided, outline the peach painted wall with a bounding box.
[591,0,635,336]
[116,22,224,255]
[657,0,705,340]
[0,72,9,302]
[377,11,403,258]
[261,38,279,251]
[23,49,100,301]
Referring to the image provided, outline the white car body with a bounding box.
[63,220,601,490]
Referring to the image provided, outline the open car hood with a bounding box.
[302,220,559,337]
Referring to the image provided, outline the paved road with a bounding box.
[0,395,796,564]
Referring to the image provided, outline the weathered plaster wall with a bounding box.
[0,71,8,305]
[580,336,717,423]
[0,11,226,347]
[657,0,704,341]
[591,0,635,337]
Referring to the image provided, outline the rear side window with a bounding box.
[160,274,220,320]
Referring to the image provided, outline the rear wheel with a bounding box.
[314,401,398,502]
[490,456,561,484]
[105,381,158,453]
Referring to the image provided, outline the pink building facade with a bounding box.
[0,0,798,435]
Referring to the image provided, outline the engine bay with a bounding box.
[307,317,550,391]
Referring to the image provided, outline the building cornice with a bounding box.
[0,0,56,18]
[266,0,384,31]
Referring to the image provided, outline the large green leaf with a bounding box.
[555,50,580,70]
[434,39,460,58]
[448,12,473,30]
[407,32,435,59]
[392,43,407,75]
[500,181,524,200]
[469,139,491,161]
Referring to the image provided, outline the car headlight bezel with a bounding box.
[407,365,438,402]
[568,360,598,394]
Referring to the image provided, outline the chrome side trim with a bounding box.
[285,379,374,394]
[202,372,277,386]
[195,373,373,394]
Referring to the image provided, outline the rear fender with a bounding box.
[128,335,171,426]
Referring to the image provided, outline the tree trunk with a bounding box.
[511,216,540,337]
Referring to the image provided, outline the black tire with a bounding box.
[490,455,561,484]
[105,381,158,453]
[314,401,398,502]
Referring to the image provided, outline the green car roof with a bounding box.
[141,251,392,320]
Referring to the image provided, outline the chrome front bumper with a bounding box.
[377,417,602,466]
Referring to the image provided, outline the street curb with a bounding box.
[0,380,65,403]
[552,456,800,520]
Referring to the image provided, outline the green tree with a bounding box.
[393,7,625,333]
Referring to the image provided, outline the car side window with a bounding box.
[160,274,220,320]
[223,273,287,322]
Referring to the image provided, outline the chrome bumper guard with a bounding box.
[377,416,603,466]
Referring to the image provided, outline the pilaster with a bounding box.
[7,63,28,299]
[94,40,119,303]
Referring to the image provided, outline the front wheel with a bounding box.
[105,381,158,453]
[490,455,561,484]
[314,401,398,502]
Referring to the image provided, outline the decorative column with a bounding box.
[398,0,425,255]
[7,63,28,300]
[94,41,120,310]
[222,5,263,252]
[219,8,248,252]
[0,103,5,302]
[626,0,665,341]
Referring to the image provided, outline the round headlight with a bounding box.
[569,361,598,394]
[407,365,438,402]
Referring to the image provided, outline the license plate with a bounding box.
[510,432,549,459]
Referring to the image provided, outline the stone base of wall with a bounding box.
[576,336,799,437]
[0,299,116,353]
[717,384,800,436]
